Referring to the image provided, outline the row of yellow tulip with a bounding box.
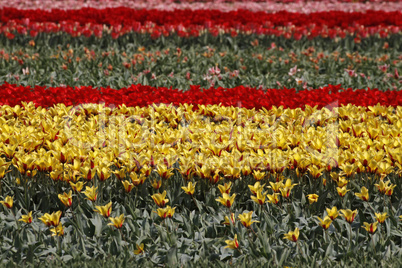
[0,102,402,188]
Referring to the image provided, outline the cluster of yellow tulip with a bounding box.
[0,102,401,191]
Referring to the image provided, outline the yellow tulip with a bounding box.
[108,214,125,229]
[336,186,349,197]
[94,202,112,218]
[154,206,175,219]
[151,179,162,190]
[280,186,292,199]
[134,243,145,255]
[283,227,299,242]
[252,170,265,181]
[83,186,98,202]
[374,180,390,194]
[69,181,85,192]
[340,209,358,224]
[151,190,169,207]
[223,213,235,226]
[355,186,369,201]
[181,182,196,196]
[50,223,64,237]
[0,196,13,209]
[122,180,134,193]
[384,184,397,196]
[307,194,319,204]
[216,193,236,208]
[217,182,232,194]
[326,207,339,220]
[39,211,62,227]
[268,181,283,193]
[375,212,388,224]
[238,211,259,228]
[362,222,378,234]
[267,193,280,204]
[248,182,265,195]
[19,211,33,224]
[225,234,239,249]
[251,189,266,205]
[58,191,73,207]
[317,216,332,230]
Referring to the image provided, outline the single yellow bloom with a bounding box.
[69,181,85,192]
[217,182,232,194]
[283,179,298,190]
[50,223,64,237]
[181,182,196,196]
[134,243,144,255]
[154,206,176,219]
[283,227,299,242]
[326,207,339,220]
[362,222,378,234]
[122,180,134,193]
[39,211,62,227]
[268,181,283,193]
[384,184,396,196]
[151,190,169,207]
[317,216,332,230]
[248,181,265,195]
[0,196,13,209]
[374,212,388,224]
[108,214,125,229]
[336,186,349,197]
[94,202,112,218]
[307,194,319,204]
[58,191,72,207]
[267,193,280,204]
[340,209,358,224]
[151,179,162,190]
[216,193,236,208]
[279,187,292,199]
[355,186,369,201]
[225,234,239,249]
[19,211,33,224]
[83,186,98,202]
[238,211,259,228]
[374,180,390,194]
[252,170,266,181]
[251,189,266,205]
[223,213,235,226]
[337,177,349,187]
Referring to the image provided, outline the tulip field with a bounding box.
[0,1,401,267]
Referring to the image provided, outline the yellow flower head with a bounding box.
[337,177,349,188]
[362,222,378,234]
[217,182,232,194]
[355,186,369,201]
[108,214,125,229]
[374,180,390,194]
[267,192,280,204]
[94,201,112,218]
[384,184,396,196]
[307,194,319,204]
[336,186,349,197]
[50,223,64,237]
[279,186,292,199]
[223,213,235,226]
[0,196,13,209]
[154,206,175,219]
[19,211,33,224]
[238,211,259,228]
[134,243,145,255]
[39,211,62,227]
[326,206,339,220]
[284,179,298,189]
[252,170,266,181]
[216,193,236,208]
[268,181,283,193]
[83,186,98,202]
[283,227,299,242]
[340,209,358,224]
[151,179,162,190]
[251,189,266,205]
[151,190,169,207]
[69,181,85,192]
[225,234,239,249]
[248,181,265,196]
[122,180,134,193]
[58,191,73,207]
[374,212,388,224]
[181,182,196,196]
[317,216,332,230]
